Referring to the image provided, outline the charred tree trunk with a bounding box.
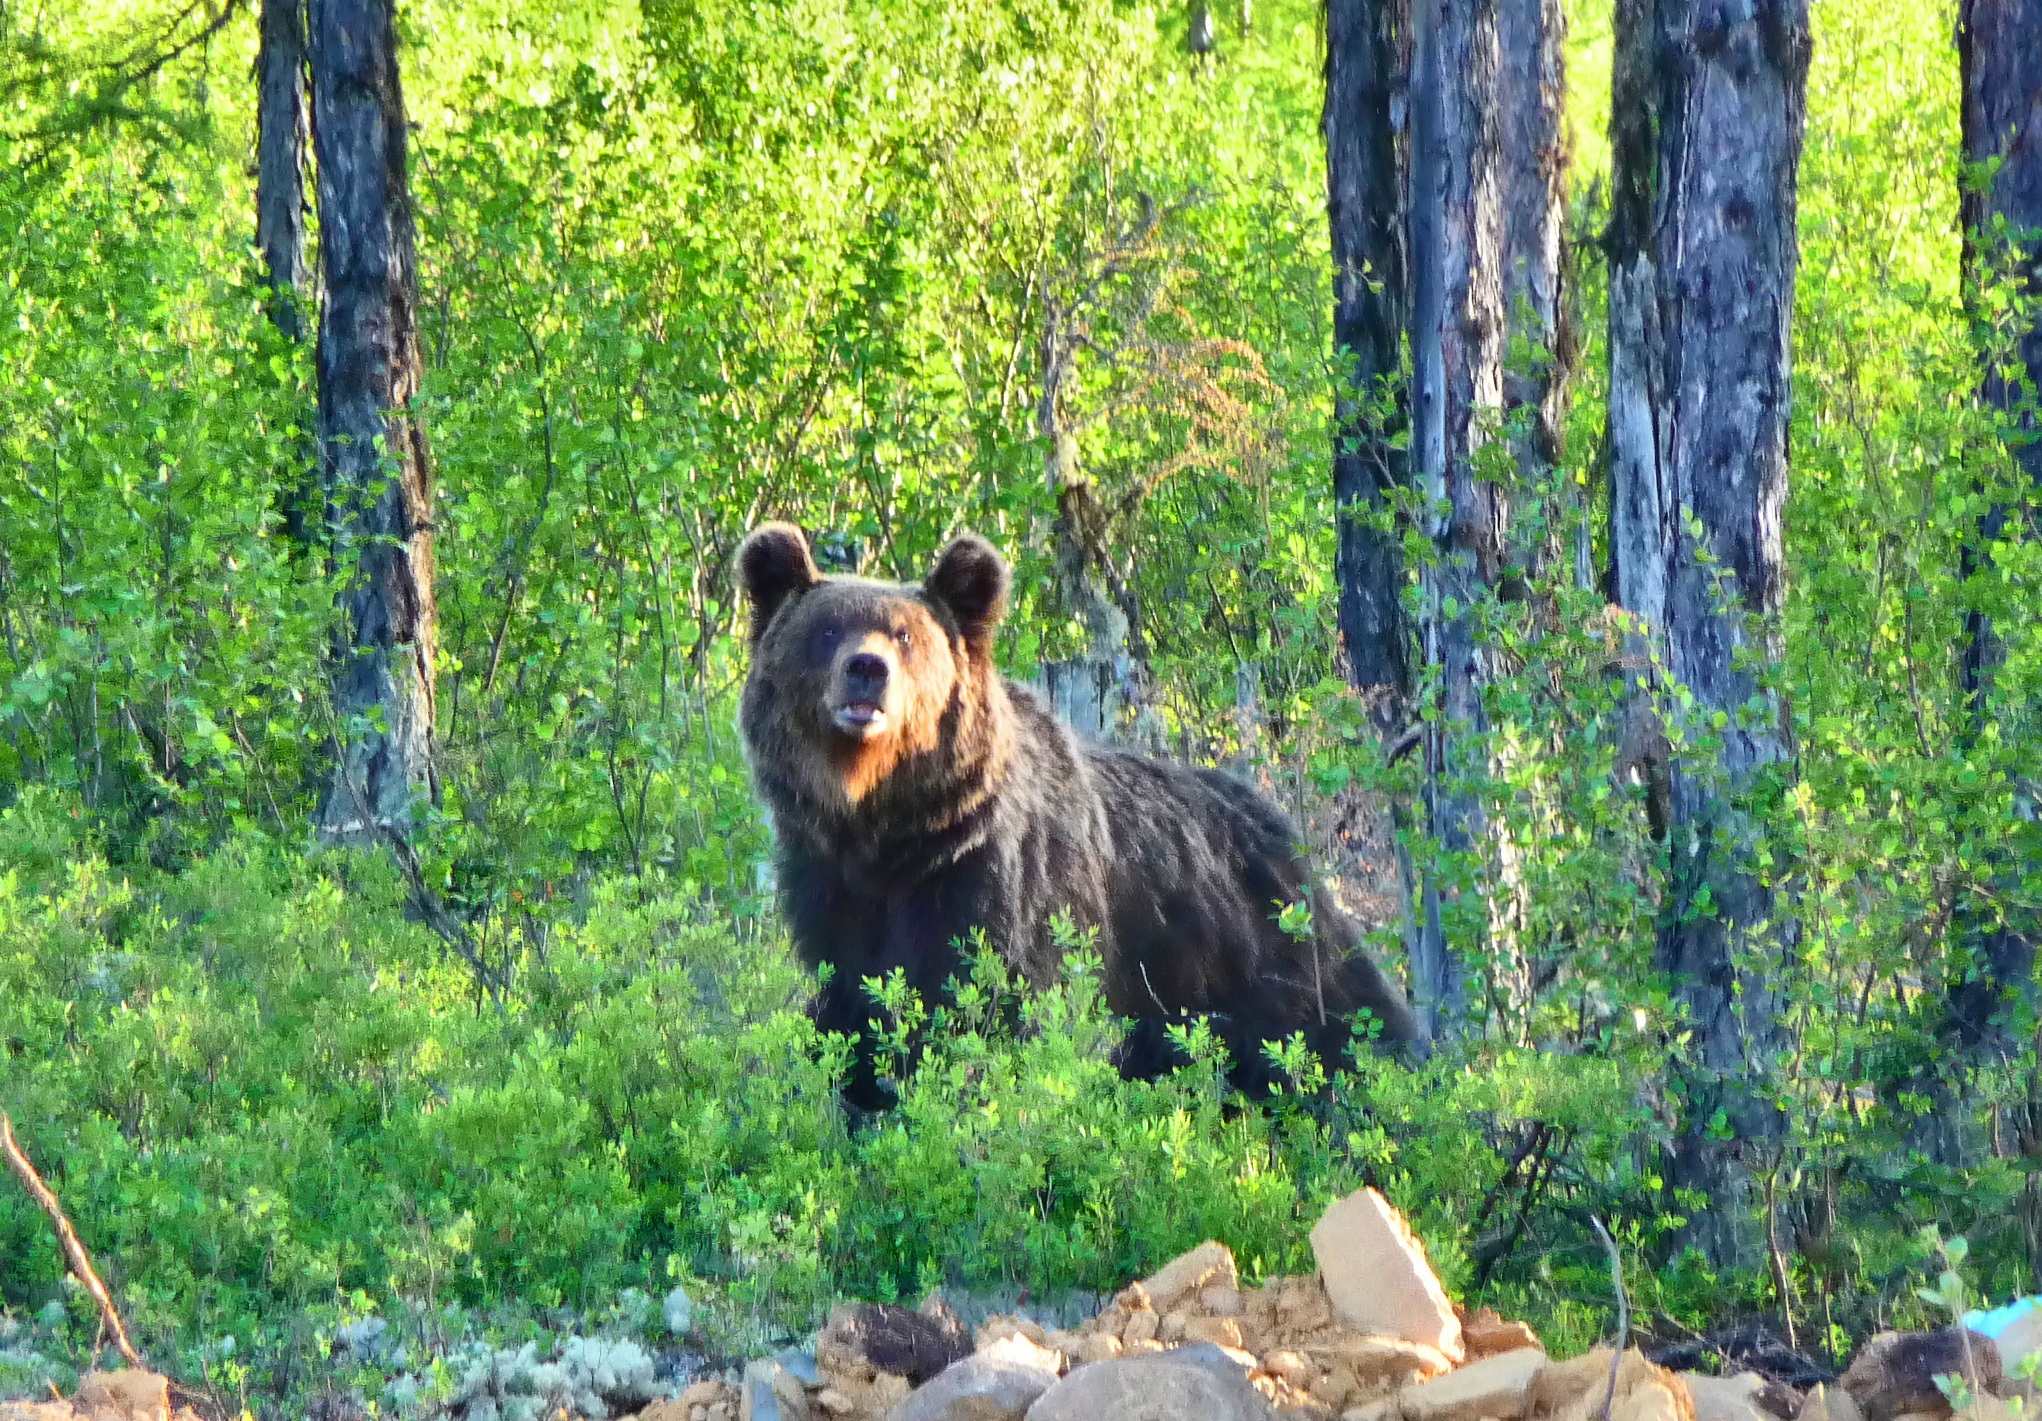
[256,0,309,340]
[308,0,439,839]
[256,0,319,547]
[1324,0,1412,729]
[1608,0,1809,1267]
[1945,0,2042,1074]
[1496,0,1569,569]
[1408,0,1505,1040]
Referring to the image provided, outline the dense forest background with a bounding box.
[1,0,2039,1412]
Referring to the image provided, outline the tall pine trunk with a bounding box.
[1945,0,2042,1070]
[1324,0,1411,728]
[309,0,439,839]
[1608,0,1809,1267]
[1408,0,1505,1039]
[1496,0,1569,565]
[256,0,309,340]
[256,0,317,547]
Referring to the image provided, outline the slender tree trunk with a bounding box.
[1324,0,1411,729]
[1945,0,2042,1072]
[1408,0,1505,1040]
[308,0,439,839]
[1496,0,1569,561]
[257,0,320,548]
[257,0,309,340]
[1608,0,1809,1268]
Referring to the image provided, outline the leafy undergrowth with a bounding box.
[0,793,1986,1415]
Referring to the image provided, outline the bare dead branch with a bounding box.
[1,1113,147,1370]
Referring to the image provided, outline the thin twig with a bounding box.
[1591,1215,1630,1421]
[1,1114,147,1370]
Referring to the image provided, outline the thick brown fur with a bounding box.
[737,523,1417,1109]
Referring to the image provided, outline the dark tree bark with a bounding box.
[256,0,309,340]
[1946,0,2042,1066]
[1324,0,1411,727]
[1408,0,1505,1040]
[308,0,439,838]
[1607,0,1809,1267]
[1496,0,1569,556]
[256,0,317,546]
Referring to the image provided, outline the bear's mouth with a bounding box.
[832,701,886,736]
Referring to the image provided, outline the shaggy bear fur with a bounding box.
[736,522,1417,1109]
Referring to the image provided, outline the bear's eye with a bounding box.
[893,627,913,654]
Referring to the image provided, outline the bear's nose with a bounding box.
[842,652,889,698]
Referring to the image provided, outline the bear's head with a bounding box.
[736,522,1012,811]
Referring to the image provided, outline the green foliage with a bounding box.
[3,0,2042,1409]
[0,795,1650,1397]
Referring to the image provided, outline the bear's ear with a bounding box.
[736,522,821,642]
[924,534,1010,648]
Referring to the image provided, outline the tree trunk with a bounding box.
[1945,0,2042,1072]
[1324,0,1412,729]
[257,0,319,548]
[308,0,439,839]
[1496,0,1569,563]
[257,0,309,340]
[1608,0,1809,1268]
[1408,0,1505,1041]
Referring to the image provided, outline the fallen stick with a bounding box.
[0,1112,147,1370]
[1591,1215,1630,1421]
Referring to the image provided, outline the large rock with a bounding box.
[1842,1330,2000,1421]
[1530,1348,1694,1421]
[1803,1384,1868,1421]
[891,1336,1063,1421]
[1398,1346,1548,1421]
[1140,1242,1241,1314]
[1684,1374,1774,1421]
[1023,1343,1277,1421]
[1462,1309,1544,1362]
[1310,1190,1464,1361]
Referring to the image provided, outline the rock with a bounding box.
[1185,1317,1247,1350]
[74,1372,171,1421]
[1264,1351,1320,1389]
[976,1317,1050,1352]
[1024,1343,1279,1421]
[891,1335,1064,1421]
[1616,1374,1690,1421]
[1069,1333,1123,1366]
[1203,1286,1247,1318]
[743,1356,807,1421]
[1344,1403,1398,1421]
[1803,1384,1867,1421]
[1124,1311,1161,1346]
[667,1287,697,1336]
[1531,1348,1694,1421]
[1461,1309,1544,1361]
[1269,1275,1336,1339]
[1310,1191,1463,1361]
[820,1304,974,1389]
[1399,1346,1548,1421]
[1311,1337,1456,1386]
[1685,1373,1774,1421]
[1142,1242,1241,1314]
[1841,1331,2001,1421]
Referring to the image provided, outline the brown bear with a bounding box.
[736,522,1416,1110]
